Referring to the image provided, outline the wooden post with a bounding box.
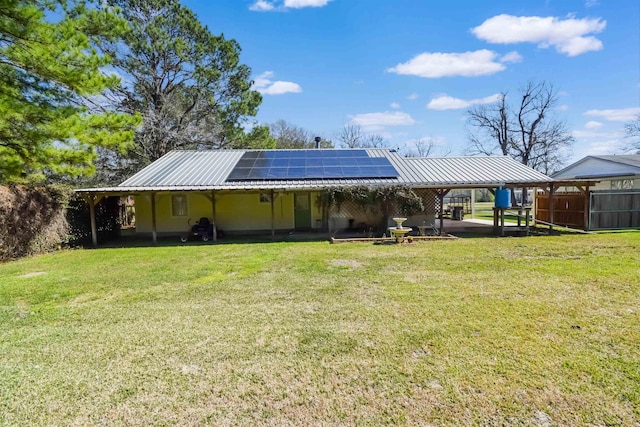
[531,187,537,223]
[470,188,475,219]
[81,194,104,247]
[548,184,555,232]
[577,184,591,231]
[517,207,522,227]
[270,189,275,242]
[584,185,590,231]
[436,189,450,236]
[211,190,217,241]
[150,192,157,244]
[88,196,98,247]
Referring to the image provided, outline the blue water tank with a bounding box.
[495,188,512,208]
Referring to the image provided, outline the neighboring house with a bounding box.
[551,155,640,230]
[76,148,557,244]
[552,155,640,191]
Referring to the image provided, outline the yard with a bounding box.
[1,233,639,425]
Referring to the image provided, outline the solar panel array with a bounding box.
[226,150,400,181]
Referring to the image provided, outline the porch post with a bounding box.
[548,184,555,232]
[150,192,157,244]
[577,184,591,231]
[470,188,475,219]
[211,190,217,241]
[584,185,590,231]
[436,189,450,236]
[270,190,275,242]
[89,196,98,247]
[81,194,103,247]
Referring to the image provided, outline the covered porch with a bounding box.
[76,181,596,247]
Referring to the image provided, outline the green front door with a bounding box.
[294,193,312,230]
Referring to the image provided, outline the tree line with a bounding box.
[3,0,634,187]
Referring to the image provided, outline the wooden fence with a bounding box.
[535,192,586,229]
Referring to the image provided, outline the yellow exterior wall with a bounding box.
[135,192,213,233]
[216,192,295,231]
[135,191,323,234]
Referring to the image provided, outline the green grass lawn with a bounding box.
[1,233,639,425]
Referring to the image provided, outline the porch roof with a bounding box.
[76,149,560,194]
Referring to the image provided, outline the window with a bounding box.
[611,179,634,190]
[171,195,187,216]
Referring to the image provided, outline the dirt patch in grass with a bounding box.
[328,259,363,269]
[18,271,46,278]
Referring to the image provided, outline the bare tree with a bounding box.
[269,120,332,148]
[466,81,573,175]
[337,124,363,148]
[625,114,640,153]
[402,137,453,157]
[269,120,312,148]
[336,124,389,148]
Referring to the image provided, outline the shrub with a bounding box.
[0,185,121,261]
[0,185,71,261]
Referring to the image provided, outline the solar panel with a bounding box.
[226,150,399,181]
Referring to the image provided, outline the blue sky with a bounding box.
[183,0,639,165]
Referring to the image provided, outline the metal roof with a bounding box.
[76,149,555,193]
[591,155,640,168]
[552,155,640,179]
[398,156,553,186]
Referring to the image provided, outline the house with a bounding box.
[550,155,640,230]
[552,155,640,191]
[76,148,559,245]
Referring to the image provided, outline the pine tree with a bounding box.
[0,0,140,182]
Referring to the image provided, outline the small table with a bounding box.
[493,207,531,237]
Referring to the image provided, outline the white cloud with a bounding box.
[558,104,569,111]
[407,93,419,100]
[284,0,331,8]
[584,120,603,130]
[388,49,507,78]
[249,0,331,11]
[249,0,275,11]
[572,137,626,158]
[571,128,622,139]
[427,93,501,110]
[252,71,302,95]
[500,51,523,63]
[471,14,606,56]
[348,111,416,131]
[585,0,599,8]
[584,107,640,122]
[390,102,401,109]
[582,139,626,156]
[570,128,627,160]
